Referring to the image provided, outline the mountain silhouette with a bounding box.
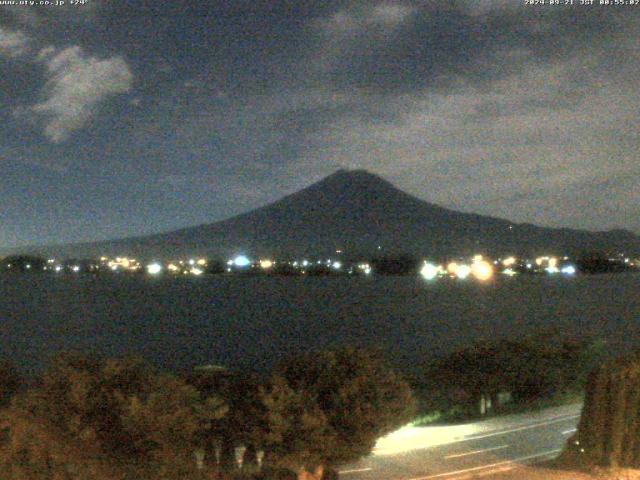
[13,169,640,260]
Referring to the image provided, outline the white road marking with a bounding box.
[562,428,577,435]
[458,415,580,443]
[476,465,515,477]
[406,448,562,480]
[444,445,509,460]
[339,467,373,475]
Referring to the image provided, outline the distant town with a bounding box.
[1,251,637,280]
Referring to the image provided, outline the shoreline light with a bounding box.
[471,259,493,281]
[456,264,471,279]
[147,263,163,275]
[233,255,251,267]
[503,256,516,267]
[447,262,458,276]
[420,262,439,281]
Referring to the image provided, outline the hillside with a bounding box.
[10,169,640,260]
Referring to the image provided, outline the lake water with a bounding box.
[1,273,638,375]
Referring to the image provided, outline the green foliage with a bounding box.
[569,352,640,469]
[254,376,331,473]
[0,353,227,480]
[415,335,603,419]
[187,367,264,470]
[0,360,22,408]
[0,348,415,479]
[273,347,416,466]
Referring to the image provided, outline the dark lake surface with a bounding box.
[1,273,638,375]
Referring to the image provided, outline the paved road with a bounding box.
[338,403,582,480]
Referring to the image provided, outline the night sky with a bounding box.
[1,1,639,249]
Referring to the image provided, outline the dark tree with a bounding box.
[566,352,640,469]
[266,347,416,478]
[418,335,599,417]
[0,360,22,408]
[370,254,418,275]
[0,353,227,480]
[205,260,226,274]
[577,251,630,274]
[187,367,265,473]
[253,375,332,477]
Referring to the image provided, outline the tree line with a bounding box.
[0,348,415,480]
[411,334,607,422]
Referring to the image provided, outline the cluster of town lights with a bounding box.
[420,254,579,282]
[11,251,621,279]
[421,256,494,281]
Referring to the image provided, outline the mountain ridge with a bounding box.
[4,169,639,260]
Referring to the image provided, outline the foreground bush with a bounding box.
[0,353,227,480]
[253,347,416,478]
[0,348,415,480]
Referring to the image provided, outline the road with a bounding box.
[338,403,582,480]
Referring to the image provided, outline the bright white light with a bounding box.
[147,263,163,275]
[190,267,203,276]
[55,265,62,273]
[546,266,559,274]
[233,255,251,267]
[456,265,471,279]
[260,259,274,269]
[197,258,207,266]
[420,262,439,281]
[364,267,372,275]
[71,265,80,273]
[332,261,341,270]
[25,264,31,269]
[561,265,576,275]
[188,259,195,266]
[302,260,309,267]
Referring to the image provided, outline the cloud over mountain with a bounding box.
[27,46,133,143]
[0,27,29,57]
